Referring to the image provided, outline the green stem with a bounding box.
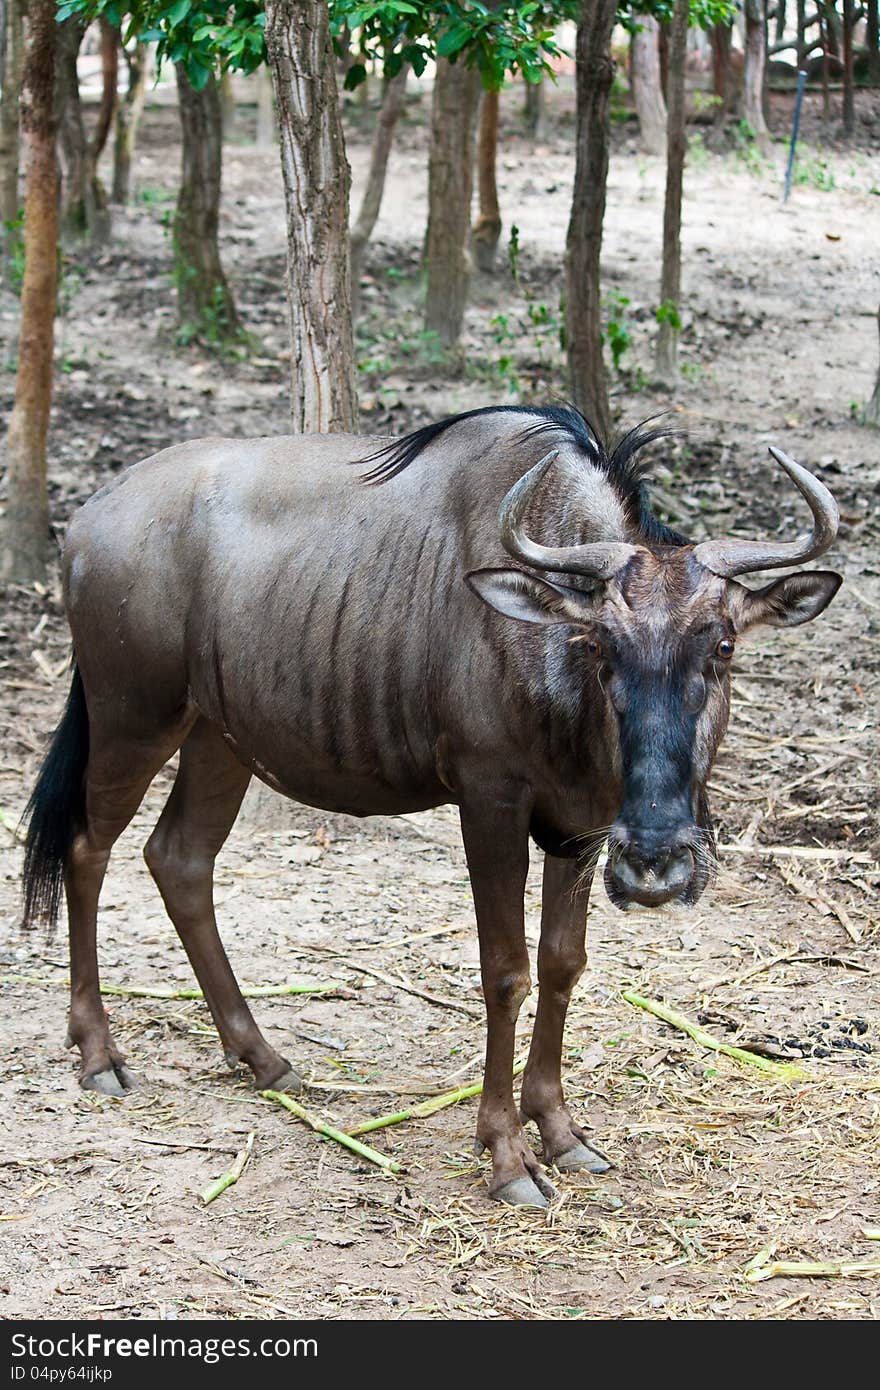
[2,974,344,1000]
[261,1090,401,1174]
[199,1131,254,1206]
[347,1057,527,1136]
[622,991,804,1079]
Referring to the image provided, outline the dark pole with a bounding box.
[783,68,807,202]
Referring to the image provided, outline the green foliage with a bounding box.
[732,119,768,177]
[618,1,736,32]
[2,210,26,296]
[603,289,631,372]
[793,151,836,192]
[655,299,682,332]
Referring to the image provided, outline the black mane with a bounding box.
[358,403,688,547]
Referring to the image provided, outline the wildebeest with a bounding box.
[22,405,841,1206]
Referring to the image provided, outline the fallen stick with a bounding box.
[746,1256,880,1283]
[622,992,804,1079]
[0,809,24,842]
[2,974,347,1000]
[778,864,861,944]
[341,961,481,1019]
[261,1089,401,1174]
[199,1132,255,1206]
[347,1057,528,1137]
[717,843,874,865]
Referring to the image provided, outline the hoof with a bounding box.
[82,1065,135,1097]
[473,1139,486,1157]
[554,1142,612,1174]
[261,1064,304,1094]
[492,1175,554,1208]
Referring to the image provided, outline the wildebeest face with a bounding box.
[467,551,841,910]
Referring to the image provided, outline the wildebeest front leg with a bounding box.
[520,855,611,1174]
[460,795,556,1208]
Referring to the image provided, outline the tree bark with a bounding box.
[565,0,617,444]
[867,0,880,86]
[55,15,110,243]
[111,41,150,205]
[524,75,546,139]
[0,0,57,584]
[173,66,240,341]
[743,0,772,152]
[0,0,24,253]
[711,21,736,134]
[254,64,276,147]
[471,88,502,273]
[842,0,855,134]
[424,56,481,349]
[796,0,808,67]
[655,0,687,384]
[350,63,408,317]
[865,305,880,427]
[91,19,119,164]
[265,0,357,432]
[631,15,667,156]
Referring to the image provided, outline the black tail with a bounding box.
[21,664,89,929]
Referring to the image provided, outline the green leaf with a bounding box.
[436,23,472,59]
[166,0,192,29]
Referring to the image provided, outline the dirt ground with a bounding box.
[1,76,880,1322]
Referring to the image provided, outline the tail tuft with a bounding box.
[21,665,89,929]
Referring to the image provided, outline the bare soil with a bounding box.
[1,79,879,1321]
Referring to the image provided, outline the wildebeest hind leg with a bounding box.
[66,715,197,1096]
[143,717,303,1092]
[519,856,611,1175]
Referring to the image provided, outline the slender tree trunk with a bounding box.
[0,0,57,584]
[655,0,688,384]
[111,41,149,205]
[350,63,408,317]
[565,0,617,444]
[842,0,855,134]
[775,0,787,44]
[0,0,24,255]
[56,15,110,243]
[820,9,831,121]
[711,21,735,135]
[631,15,667,156]
[173,66,239,341]
[471,89,502,273]
[265,0,357,432]
[865,304,880,427]
[524,75,545,139]
[91,19,119,165]
[255,65,276,147]
[867,1,880,85]
[219,69,237,141]
[424,57,481,349]
[743,0,772,151]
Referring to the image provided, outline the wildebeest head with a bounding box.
[468,446,841,911]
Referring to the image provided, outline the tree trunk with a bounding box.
[743,0,772,152]
[254,65,276,147]
[219,69,237,141]
[711,21,735,134]
[111,41,150,205]
[0,0,57,584]
[867,1,880,86]
[524,75,545,139]
[655,0,688,384]
[0,0,24,257]
[819,9,831,121]
[91,19,119,165]
[350,63,408,317]
[55,15,110,243]
[471,89,502,273]
[842,0,855,134]
[424,57,481,349]
[631,15,667,156]
[865,305,880,427]
[173,65,240,342]
[565,0,617,444]
[265,0,357,432]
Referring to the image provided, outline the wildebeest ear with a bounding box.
[465,569,598,626]
[736,570,842,630]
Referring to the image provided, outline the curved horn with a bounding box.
[694,447,838,578]
[498,451,637,579]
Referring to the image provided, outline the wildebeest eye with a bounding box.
[585,638,602,658]
[715,638,735,660]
